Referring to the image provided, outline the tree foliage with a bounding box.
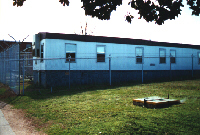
[81,0,122,20]
[130,0,184,25]
[13,0,200,25]
[187,0,200,15]
[13,0,26,7]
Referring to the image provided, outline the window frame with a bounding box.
[96,45,106,62]
[135,47,144,64]
[159,48,166,64]
[170,49,176,64]
[65,43,76,63]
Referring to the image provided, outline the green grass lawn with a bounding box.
[3,80,200,134]
[0,88,6,95]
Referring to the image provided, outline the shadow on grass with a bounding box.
[0,84,23,108]
[21,75,200,101]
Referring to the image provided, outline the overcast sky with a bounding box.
[0,0,200,45]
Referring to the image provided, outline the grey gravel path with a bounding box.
[0,102,15,135]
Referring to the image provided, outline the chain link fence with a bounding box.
[29,55,200,93]
[1,54,200,95]
[0,43,20,94]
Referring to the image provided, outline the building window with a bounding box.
[66,43,76,62]
[136,47,143,64]
[198,52,200,64]
[170,50,176,64]
[159,48,166,64]
[97,46,105,62]
[40,44,44,62]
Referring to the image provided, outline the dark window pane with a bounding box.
[41,53,43,62]
[41,45,43,52]
[66,53,75,62]
[170,57,175,63]
[41,53,43,58]
[97,54,105,62]
[199,58,200,64]
[136,56,142,63]
[160,57,166,63]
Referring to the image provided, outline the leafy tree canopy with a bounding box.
[13,0,200,25]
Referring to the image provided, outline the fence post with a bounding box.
[170,53,172,81]
[18,41,21,95]
[142,57,143,83]
[38,70,40,86]
[0,52,2,82]
[10,58,12,86]
[4,51,6,84]
[14,49,17,91]
[0,53,1,82]
[109,54,111,85]
[68,55,71,90]
[9,48,12,87]
[192,54,193,78]
[23,58,25,95]
[10,46,13,87]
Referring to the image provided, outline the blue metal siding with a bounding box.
[33,70,200,88]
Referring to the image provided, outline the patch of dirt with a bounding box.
[0,83,47,135]
[1,103,47,135]
[0,84,17,100]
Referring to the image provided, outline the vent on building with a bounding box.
[150,63,155,66]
